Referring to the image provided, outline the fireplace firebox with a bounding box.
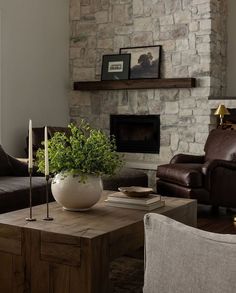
[110,115,160,153]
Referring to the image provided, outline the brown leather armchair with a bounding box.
[156,129,236,208]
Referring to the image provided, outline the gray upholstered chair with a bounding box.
[143,213,236,293]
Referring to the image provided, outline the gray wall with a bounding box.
[227,0,236,96]
[0,0,69,156]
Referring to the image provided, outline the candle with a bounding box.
[44,126,49,176]
[28,119,33,169]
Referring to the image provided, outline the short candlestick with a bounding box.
[26,168,36,221]
[43,175,53,221]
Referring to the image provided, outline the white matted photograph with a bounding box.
[101,54,130,80]
[108,61,124,72]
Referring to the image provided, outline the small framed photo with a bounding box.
[101,54,131,81]
[120,45,162,79]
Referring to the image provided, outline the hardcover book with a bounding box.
[105,192,165,211]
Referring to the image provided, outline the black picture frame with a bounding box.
[119,45,162,79]
[101,54,131,81]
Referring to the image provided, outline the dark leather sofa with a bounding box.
[156,129,236,208]
[0,145,52,214]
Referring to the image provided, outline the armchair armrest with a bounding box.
[203,159,236,175]
[170,154,205,164]
[8,156,40,176]
[203,160,236,205]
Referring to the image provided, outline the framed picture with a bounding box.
[119,45,161,79]
[101,54,131,81]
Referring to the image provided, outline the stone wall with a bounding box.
[69,0,230,169]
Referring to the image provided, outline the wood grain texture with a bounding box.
[0,225,21,255]
[73,78,196,91]
[41,231,81,266]
[0,191,197,293]
[0,253,13,292]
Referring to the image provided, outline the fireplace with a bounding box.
[110,115,160,153]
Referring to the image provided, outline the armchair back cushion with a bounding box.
[143,213,236,293]
[0,145,13,176]
[26,126,69,157]
[204,129,236,162]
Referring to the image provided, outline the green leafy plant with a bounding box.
[36,121,123,180]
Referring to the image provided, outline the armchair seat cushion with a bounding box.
[157,163,203,188]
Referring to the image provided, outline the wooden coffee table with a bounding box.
[0,191,197,293]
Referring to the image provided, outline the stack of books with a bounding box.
[105,192,165,211]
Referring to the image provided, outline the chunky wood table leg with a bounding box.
[0,225,25,293]
[80,235,110,293]
[164,199,197,227]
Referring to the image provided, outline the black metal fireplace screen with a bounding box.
[110,115,160,154]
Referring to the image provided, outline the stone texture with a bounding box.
[131,32,153,46]
[189,22,199,32]
[178,141,189,153]
[113,4,132,25]
[200,19,211,30]
[133,17,154,32]
[133,0,143,16]
[176,39,189,51]
[164,0,182,14]
[160,16,174,26]
[171,133,179,151]
[174,11,191,24]
[97,38,113,49]
[165,102,179,114]
[70,0,81,20]
[189,143,205,155]
[95,10,109,23]
[73,67,95,80]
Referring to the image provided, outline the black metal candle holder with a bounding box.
[26,168,36,221]
[43,175,53,221]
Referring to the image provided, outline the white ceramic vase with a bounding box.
[51,173,103,211]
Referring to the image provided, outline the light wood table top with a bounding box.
[0,191,196,236]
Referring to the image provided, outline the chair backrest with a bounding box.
[0,145,14,176]
[143,213,236,293]
[25,126,69,157]
[204,129,236,161]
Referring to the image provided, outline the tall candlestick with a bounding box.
[26,119,36,221]
[28,119,33,169]
[43,174,53,221]
[43,126,53,221]
[44,126,49,176]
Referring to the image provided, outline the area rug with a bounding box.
[110,256,144,293]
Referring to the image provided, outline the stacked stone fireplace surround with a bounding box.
[69,0,236,188]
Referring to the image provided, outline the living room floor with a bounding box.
[110,205,236,293]
[197,205,236,234]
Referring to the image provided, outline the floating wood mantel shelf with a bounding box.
[73,78,196,91]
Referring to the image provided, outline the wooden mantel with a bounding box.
[73,78,196,91]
